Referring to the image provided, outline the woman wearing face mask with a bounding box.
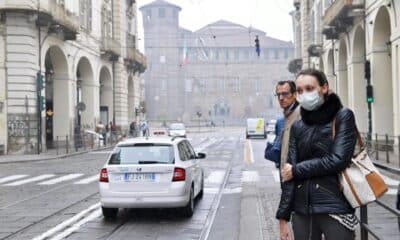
[276,69,357,240]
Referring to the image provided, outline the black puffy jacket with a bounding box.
[276,93,357,221]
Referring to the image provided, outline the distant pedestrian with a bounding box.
[96,121,106,145]
[277,69,357,240]
[140,121,149,137]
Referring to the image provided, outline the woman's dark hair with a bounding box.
[296,69,328,87]
[276,80,296,93]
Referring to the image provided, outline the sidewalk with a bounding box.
[0,145,114,164]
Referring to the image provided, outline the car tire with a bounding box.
[182,186,194,218]
[197,174,204,199]
[102,207,118,219]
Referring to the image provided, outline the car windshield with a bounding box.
[169,124,185,130]
[108,144,174,165]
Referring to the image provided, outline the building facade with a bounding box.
[140,0,294,124]
[0,0,147,154]
[291,0,400,137]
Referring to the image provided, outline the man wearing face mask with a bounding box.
[276,69,357,240]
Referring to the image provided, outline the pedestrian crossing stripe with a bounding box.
[73,174,99,184]
[38,174,84,185]
[0,175,29,184]
[3,174,56,186]
[0,174,99,186]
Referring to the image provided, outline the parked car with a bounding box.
[246,118,266,139]
[168,123,186,138]
[99,137,205,219]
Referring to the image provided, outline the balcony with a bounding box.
[323,0,364,39]
[0,0,79,39]
[125,48,147,74]
[100,38,121,60]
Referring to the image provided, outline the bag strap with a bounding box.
[332,117,364,149]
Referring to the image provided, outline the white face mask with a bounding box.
[297,90,323,111]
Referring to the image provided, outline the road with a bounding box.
[0,128,398,240]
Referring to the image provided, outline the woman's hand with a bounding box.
[281,163,293,182]
[279,219,292,240]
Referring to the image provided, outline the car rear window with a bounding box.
[108,144,174,165]
[170,124,185,130]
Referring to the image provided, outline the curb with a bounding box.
[373,160,400,175]
[0,146,115,164]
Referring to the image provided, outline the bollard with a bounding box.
[66,135,69,154]
[83,135,86,151]
[375,133,379,161]
[91,134,94,149]
[56,136,59,155]
[398,136,400,168]
[385,134,389,164]
[360,206,368,240]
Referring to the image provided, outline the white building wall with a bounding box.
[0,0,146,154]
[294,0,399,136]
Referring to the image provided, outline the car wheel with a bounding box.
[102,207,118,219]
[182,186,194,218]
[197,174,204,199]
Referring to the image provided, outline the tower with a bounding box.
[140,0,183,121]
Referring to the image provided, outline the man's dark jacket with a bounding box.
[276,93,356,221]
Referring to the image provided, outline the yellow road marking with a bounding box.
[244,140,251,164]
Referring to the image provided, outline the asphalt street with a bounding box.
[0,128,398,240]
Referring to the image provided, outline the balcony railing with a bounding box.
[0,0,79,35]
[47,0,79,33]
[101,37,121,58]
[324,0,363,26]
[125,48,147,73]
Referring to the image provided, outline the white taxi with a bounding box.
[99,137,205,219]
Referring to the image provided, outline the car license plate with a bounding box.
[124,173,155,182]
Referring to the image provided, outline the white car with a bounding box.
[168,123,186,138]
[99,137,205,219]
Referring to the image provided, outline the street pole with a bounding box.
[361,1,370,239]
[36,4,42,154]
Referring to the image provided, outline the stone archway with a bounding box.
[76,57,96,130]
[99,66,113,126]
[351,26,368,132]
[44,46,70,148]
[372,7,393,135]
[338,39,348,106]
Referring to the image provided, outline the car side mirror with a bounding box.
[197,152,206,159]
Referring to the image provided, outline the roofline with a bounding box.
[195,20,266,35]
[139,0,182,11]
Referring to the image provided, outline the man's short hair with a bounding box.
[276,80,296,93]
[296,69,329,86]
